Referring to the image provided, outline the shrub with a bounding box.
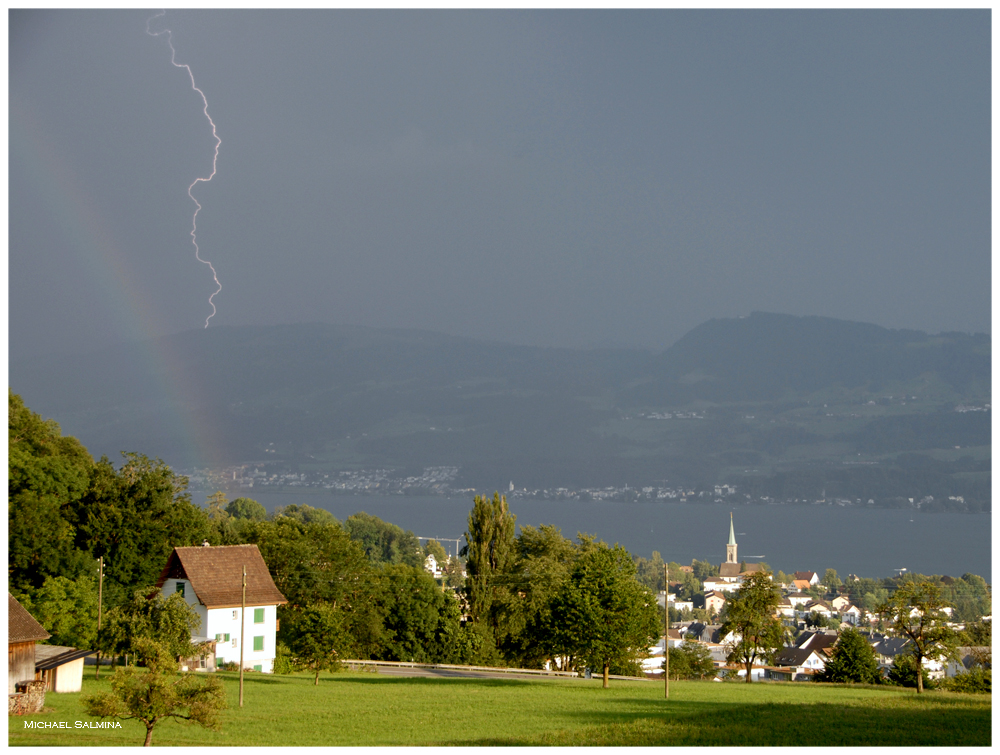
[887,655,934,689]
[942,668,991,694]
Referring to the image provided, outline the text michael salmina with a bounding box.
[23,721,122,729]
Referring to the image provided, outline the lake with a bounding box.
[201,489,992,580]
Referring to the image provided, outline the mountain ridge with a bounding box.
[10,313,990,506]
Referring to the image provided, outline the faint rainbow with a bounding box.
[10,97,229,474]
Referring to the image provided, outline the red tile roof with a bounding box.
[8,593,50,643]
[155,545,287,609]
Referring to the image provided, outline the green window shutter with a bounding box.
[253,665,262,672]
[253,636,264,652]
[254,608,265,624]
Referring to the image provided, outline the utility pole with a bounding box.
[96,556,104,680]
[239,564,246,708]
[664,562,669,699]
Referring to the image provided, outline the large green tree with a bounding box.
[503,524,579,668]
[818,627,882,685]
[240,517,385,658]
[14,574,100,650]
[877,580,958,693]
[719,571,787,683]
[71,453,210,600]
[548,544,659,688]
[345,511,422,568]
[462,493,517,646]
[375,564,463,663]
[8,390,94,591]
[225,497,267,521]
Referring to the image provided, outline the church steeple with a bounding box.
[726,513,737,564]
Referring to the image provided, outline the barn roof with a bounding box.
[35,645,92,671]
[155,545,287,609]
[8,593,50,643]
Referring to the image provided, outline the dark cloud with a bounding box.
[9,10,990,359]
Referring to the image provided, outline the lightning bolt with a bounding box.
[146,10,222,328]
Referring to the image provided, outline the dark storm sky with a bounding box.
[9,9,991,359]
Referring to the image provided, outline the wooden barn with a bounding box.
[8,593,49,693]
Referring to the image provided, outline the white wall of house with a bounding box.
[206,605,277,673]
[160,578,278,673]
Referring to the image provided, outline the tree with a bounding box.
[14,574,99,650]
[71,453,210,599]
[282,602,348,685]
[462,493,517,644]
[691,559,719,582]
[719,571,787,683]
[503,524,578,668]
[668,640,716,680]
[225,497,267,521]
[877,580,958,693]
[823,569,842,589]
[98,590,202,665]
[84,638,225,746]
[375,564,463,664]
[548,544,659,688]
[345,511,422,568]
[273,504,336,526]
[240,517,384,658]
[205,491,228,521]
[422,539,449,567]
[806,611,834,630]
[887,653,933,690]
[8,391,94,591]
[634,551,666,593]
[818,628,882,685]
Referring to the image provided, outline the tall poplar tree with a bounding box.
[462,493,516,644]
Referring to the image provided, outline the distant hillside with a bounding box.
[9,314,990,506]
[629,312,990,404]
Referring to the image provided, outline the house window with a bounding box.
[254,608,265,624]
[253,636,264,652]
[215,633,230,643]
[233,610,238,620]
[176,581,185,598]
[232,638,237,648]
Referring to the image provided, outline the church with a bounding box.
[702,514,767,593]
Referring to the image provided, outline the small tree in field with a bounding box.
[84,638,225,747]
[719,571,787,683]
[283,602,348,685]
[877,580,957,694]
[818,628,882,685]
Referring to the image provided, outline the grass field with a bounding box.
[9,670,991,747]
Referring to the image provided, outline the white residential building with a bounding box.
[156,544,287,673]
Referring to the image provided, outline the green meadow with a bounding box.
[9,670,990,747]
